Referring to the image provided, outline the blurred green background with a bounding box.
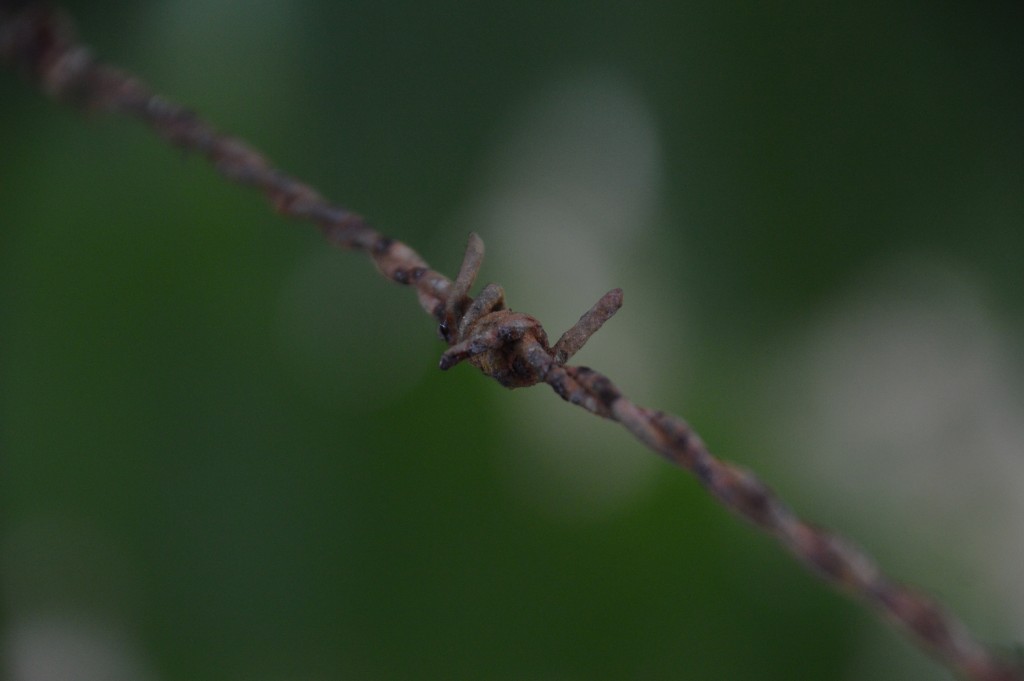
[2,1,1022,680]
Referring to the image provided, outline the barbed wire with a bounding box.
[1,5,1019,680]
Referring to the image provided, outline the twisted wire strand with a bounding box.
[2,5,1019,680]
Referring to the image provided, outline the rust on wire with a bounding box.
[1,5,1020,681]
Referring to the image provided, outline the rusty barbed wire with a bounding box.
[1,5,1020,681]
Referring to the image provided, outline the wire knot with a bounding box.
[437,233,622,390]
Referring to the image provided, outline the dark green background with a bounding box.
[2,2,1022,680]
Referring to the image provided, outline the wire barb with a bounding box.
[1,5,1020,681]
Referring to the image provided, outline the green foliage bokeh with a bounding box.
[2,2,1021,680]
